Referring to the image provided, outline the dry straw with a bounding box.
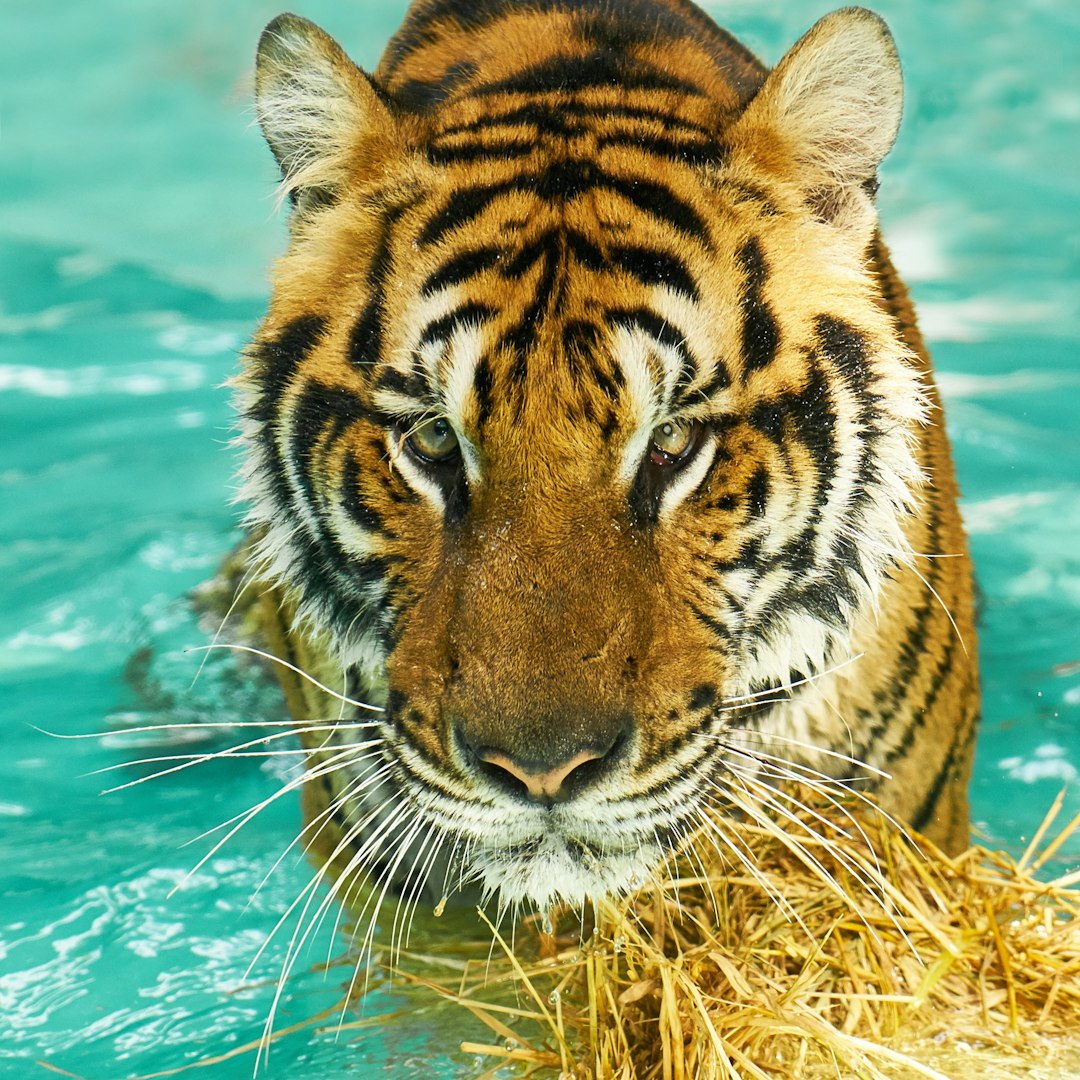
[399,786,1080,1080]
[126,783,1080,1080]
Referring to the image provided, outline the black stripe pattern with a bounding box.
[240,0,976,879]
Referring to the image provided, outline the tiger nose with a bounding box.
[457,722,632,805]
[479,748,606,802]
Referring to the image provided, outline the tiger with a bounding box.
[234,0,979,915]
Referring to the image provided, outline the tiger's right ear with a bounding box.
[255,13,397,211]
[731,8,903,236]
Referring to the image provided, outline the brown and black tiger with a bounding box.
[233,0,979,912]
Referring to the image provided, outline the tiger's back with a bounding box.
[239,0,979,910]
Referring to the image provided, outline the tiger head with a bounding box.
[239,2,927,911]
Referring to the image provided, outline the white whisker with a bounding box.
[190,559,264,689]
[35,717,376,740]
[168,741,370,891]
[720,652,865,704]
[249,759,395,910]
[93,724,364,788]
[188,643,384,712]
[728,729,892,781]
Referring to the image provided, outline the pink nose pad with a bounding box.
[478,748,605,801]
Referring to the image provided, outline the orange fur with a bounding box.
[234,0,979,910]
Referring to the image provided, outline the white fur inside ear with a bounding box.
[255,14,389,199]
[743,7,903,226]
[775,9,902,182]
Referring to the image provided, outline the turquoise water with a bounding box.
[2,2,1078,1077]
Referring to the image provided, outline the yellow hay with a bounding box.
[405,791,1080,1080]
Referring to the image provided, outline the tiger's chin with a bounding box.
[472,832,663,912]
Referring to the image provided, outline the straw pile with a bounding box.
[402,789,1080,1080]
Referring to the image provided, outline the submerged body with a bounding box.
[238,0,978,911]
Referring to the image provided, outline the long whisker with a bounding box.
[692,805,807,934]
[188,643,384,712]
[906,557,968,655]
[718,740,918,851]
[92,722,364,785]
[190,744,369,851]
[719,652,866,705]
[244,773,399,982]
[190,557,264,689]
[708,773,912,956]
[724,761,892,899]
[718,768,884,889]
[99,728,382,796]
[168,742,373,895]
[253,793,416,1067]
[35,717,374,739]
[249,757,394,909]
[391,820,446,958]
[727,728,893,781]
[284,799,419,1022]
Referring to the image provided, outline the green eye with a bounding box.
[650,419,696,463]
[406,416,460,462]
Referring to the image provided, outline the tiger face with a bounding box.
[239,0,978,911]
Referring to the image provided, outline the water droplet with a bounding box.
[541,912,554,935]
[433,896,447,917]
[613,935,626,954]
[548,988,561,1005]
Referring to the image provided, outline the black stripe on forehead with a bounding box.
[375,366,435,405]
[381,0,764,102]
[472,353,495,426]
[348,197,421,372]
[434,98,718,143]
[429,99,725,165]
[419,163,708,248]
[499,247,559,379]
[609,246,699,300]
[468,51,703,98]
[418,302,497,349]
[609,306,730,408]
[611,306,688,355]
[421,246,503,295]
[421,227,700,327]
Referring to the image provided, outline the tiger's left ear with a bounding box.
[732,7,903,234]
[255,13,398,213]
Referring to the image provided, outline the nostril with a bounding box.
[476,757,531,799]
[559,753,606,794]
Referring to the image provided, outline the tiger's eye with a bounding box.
[407,416,460,462]
[650,419,695,463]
